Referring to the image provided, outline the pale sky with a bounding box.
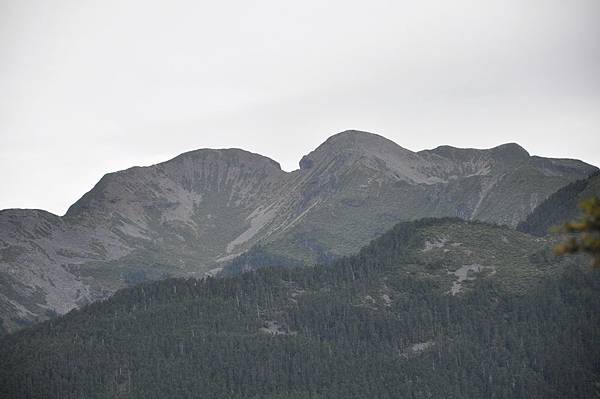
[1,0,599,215]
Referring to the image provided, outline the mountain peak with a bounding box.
[424,142,530,163]
[490,142,530,158]
[169,147,283,171]
[299,130,412,170]
[321,130,399,149]
[64,147,285,220]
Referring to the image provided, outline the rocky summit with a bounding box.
[0,130,596,333]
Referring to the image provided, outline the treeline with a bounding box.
[518,171,600,236]
[1,218,599,398]
[219,245,306,276]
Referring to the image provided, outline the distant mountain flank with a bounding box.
[517,171,600,236]
[0,130,596,333]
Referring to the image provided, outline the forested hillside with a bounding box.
[517,171,600,236]
[1,218,598,398]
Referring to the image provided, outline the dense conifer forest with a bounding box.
[1,219,599,398]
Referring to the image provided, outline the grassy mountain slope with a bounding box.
[247,134,596,263]
[1,219,598,398]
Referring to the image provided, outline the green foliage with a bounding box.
[555,197,600,267]
[1,219,599,398]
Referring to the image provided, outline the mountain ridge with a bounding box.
[0,130,597,333]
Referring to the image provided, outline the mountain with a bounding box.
[258,132,596,262]
[0,130,596,333]
[517,171,600,236]
[1,219,598,398]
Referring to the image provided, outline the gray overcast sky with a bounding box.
[1,0,599,215]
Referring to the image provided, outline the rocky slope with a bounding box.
[0,130,596,333]
[258,132,597,261]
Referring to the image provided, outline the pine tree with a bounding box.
[555,196,600,267]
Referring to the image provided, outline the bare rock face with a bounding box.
[0,209,128,332]
[0,130,596,333]
[64,148,287,262]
